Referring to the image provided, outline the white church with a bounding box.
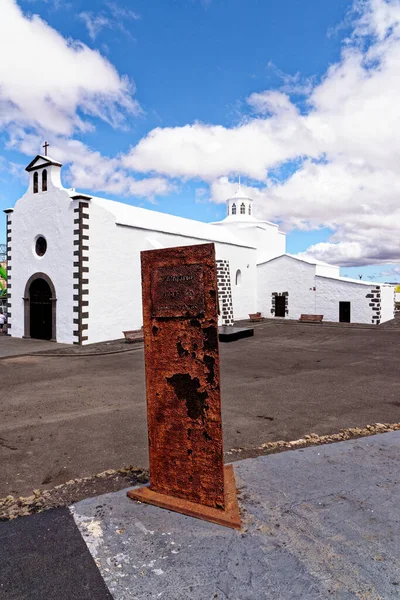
[4,153,395,344]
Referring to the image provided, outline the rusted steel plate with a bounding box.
[151,264,205,318]
[128,465,241,530]
[140,243,225,509]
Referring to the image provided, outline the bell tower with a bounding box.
[226,184,254,219]
[25,144,63,195]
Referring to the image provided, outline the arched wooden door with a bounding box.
[24,273,57,341]
[30,278,52,340]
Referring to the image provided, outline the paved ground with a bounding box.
[0,507,112,600]
[2,322,400,498]
[1,432,399,599]
[0,336,69,358]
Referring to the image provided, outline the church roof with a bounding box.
[25,154,62,172]
[257,253,337,267]
[86,195,256,249]
[214,213,268,225]
[229,186,253,201]
[316,274,393,286]
[287,253,337,267]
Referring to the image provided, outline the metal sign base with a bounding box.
[127,465,241,530]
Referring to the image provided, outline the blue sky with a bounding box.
[2,0,400,282]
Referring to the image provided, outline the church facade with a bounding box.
[4,154,395,344]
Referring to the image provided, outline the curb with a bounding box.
[0,344,144,360]
[226,421,400,458]
[241,321,400,331]
[2,422,399,521]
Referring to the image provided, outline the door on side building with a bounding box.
[275,295,286,317]
[339,301,351,323]
[30,278,53,340]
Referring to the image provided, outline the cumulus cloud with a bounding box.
[0,0,140,135]
[121,0,400,266]
[5,0,400,264]
[8,129,173,199]
[0,1,174,202]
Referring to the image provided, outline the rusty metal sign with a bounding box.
[151,264,204,318]
[128,243,241,529]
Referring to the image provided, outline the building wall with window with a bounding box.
[314,276,394,325]
[8,158,76,343]
[85,197,257,344]
[257,255,317,319]
[6,154,394,345]
[258,255,395,325]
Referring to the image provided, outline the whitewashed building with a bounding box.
[257,255,394,325]
[4,154,395,344]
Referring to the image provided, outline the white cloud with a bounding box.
[121,0,400,266]
[0,1,171,202]
[106,2,140,22]
[79,12,112,41]
[79,2,140,41]
[246,90,299,117]
[266,61,316,95]
[4,0,400,264]
[0,0,140,136]
[379,265,400,280]
[8,129,173,199]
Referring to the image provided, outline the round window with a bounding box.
[35,236,47,257]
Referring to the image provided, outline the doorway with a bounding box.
[24,273,56,341]
[275,295,286,317]
[30,278,52,340]
[339,301,351,323]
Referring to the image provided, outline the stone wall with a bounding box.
[216,260,234,326]
[366,286,381,325]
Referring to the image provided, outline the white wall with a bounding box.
[257,256,316,319]
[253,225,286,262]
[86,204,257,344]
[10,170,75,343]
[315,263,340,278]
[381,285,395,323]
[219,221,286,264]
[315,277,375,324]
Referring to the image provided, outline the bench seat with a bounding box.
[249,312,264,322]
[299,314,324,322]
[123,329,144,343]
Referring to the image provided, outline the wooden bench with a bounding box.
[123,329,144,343]
[299,314,324,323]
[249,312,264,322]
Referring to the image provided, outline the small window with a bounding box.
[231,203,236,215]
[240,203,245,215]
[42,169,47,192]
[249,204,252,215]
[235,269,241,286]
[33,172,39,194]
[35,236,47,257]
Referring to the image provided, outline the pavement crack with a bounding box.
[0,437,17,451]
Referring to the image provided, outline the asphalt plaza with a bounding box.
[1,320,400,499]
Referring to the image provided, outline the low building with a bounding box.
[258,255,394,324]
[4,153,395,344]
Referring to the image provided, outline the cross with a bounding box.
[43,141,49,156]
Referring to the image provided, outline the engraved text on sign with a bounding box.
[151,264,204,318]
